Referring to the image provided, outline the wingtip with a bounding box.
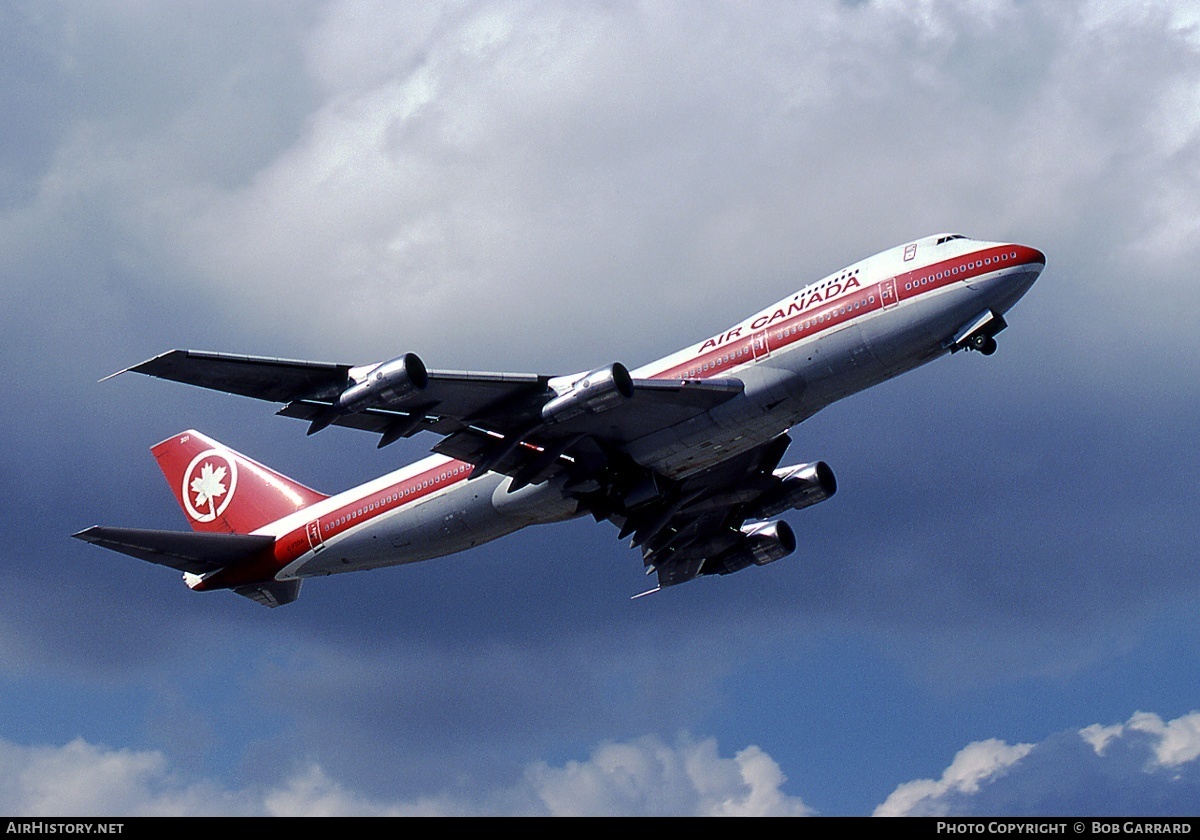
[99,349,187,383]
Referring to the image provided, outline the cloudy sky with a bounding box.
[3,0,1199,816]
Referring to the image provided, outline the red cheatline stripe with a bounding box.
[195,457,476,589]
[649,244,1041,381]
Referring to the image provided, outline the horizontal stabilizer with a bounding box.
[72,526,274,575]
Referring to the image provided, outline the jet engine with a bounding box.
[337,353,429,414]
[742,462,837,520]
[541,363,634,424]
[738,520,797,566]
[708,520,796,576]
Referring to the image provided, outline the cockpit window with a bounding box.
[936,234,966,245]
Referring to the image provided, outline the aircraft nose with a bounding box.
[1019,244,1046,270]
[1001,244,1045,303]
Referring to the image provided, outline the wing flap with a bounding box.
[276,400,443,437]
[653,555,706,588]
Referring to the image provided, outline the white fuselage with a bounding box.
[255,234,1045,582]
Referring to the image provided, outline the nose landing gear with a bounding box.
[948,310,1007,356]
[967,333,999,356]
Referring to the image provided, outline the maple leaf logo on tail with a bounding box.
[153,431,323,534]
[180,449,238,524]
[190,462,227,519]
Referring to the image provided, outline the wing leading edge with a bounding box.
[118,349,744,486]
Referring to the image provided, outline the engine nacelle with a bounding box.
[742,462,837,520]
[541,363,634,424]
[709,520,796,576]
[739,520,797,566]
[337,353,429,414]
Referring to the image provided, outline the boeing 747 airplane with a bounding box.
[76,233,1045,606]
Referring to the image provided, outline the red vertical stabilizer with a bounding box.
[152,429,327,534]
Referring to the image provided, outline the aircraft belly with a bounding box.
[293,472,584,577]
[861,283,985,374]
[297,473,524,576]
[788,324,887,404]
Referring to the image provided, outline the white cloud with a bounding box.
[1086,711,1200,770]
[0,737,248,817]
[1080,721,1125,756]
[874,738,1034,817]
[0,733,807,817]
[261,765,427,817]
[9,712,1200,817]
[525,735,812,816]
[878,710,1200,816]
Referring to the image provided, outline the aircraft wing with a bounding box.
[120,349,744,485]
[109,350,354,404]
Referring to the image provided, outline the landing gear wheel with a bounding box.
[966,333,998,355]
